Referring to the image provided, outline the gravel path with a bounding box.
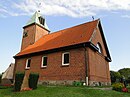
[88,87,112,90]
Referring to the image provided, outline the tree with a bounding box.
[127,76,130,83]
[0,74,2,84]
[118,68,130,79]
[110,71,122,83]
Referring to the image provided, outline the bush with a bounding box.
[72,81,83,86]
[122,87,128,92]
[29,73,39,89]
[112,83,125,92]
[0,74,2,84]
[0,84,13,89]
[14,72,25,91]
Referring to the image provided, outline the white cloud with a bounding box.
[1,0,130,18]
[121,15,130,18]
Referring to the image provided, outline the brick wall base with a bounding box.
[89,81,111,86]
[38,80,111,86]
[38,80,84,85]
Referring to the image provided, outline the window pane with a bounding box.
[27,59,31,67]
[43,57,47,66]
[64,53,69,64]
[97,43,102,53]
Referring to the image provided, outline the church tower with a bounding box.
[21,11,50,51]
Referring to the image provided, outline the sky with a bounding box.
[0,0,130,73]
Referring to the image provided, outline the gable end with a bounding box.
[98,21,112,62]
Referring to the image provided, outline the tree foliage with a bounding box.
[110,71,122,83]
[0,74,2,84]
[127,76,130,83]
[118,68,130,79]
[110,68,130,84]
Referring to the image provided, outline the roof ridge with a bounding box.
[51,19,99,34]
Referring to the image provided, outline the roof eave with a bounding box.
[14,42,96,59]
[23,23,50,32]
[105,56,112,62]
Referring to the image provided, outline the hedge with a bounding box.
[29,73,39,89]
[14,72,25,91]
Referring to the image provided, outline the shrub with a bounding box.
[122,87,128,92]
[0,74,2,84]
[14,72,25,91]
[29,73,39,89]
[72,81,83,86]
[112,83,125,92]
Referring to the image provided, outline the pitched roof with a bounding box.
[2,63,15,79]
[25,11,50,31]
[15,19,99,57]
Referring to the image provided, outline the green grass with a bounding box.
[0,86,130,97]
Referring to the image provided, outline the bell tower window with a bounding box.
[39,16,45,26]
[21,11,50,51]
[23,31,28,38]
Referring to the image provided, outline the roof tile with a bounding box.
[16,19,99,57]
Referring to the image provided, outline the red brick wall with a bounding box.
[35,25,49,42]
[15,48,86,82]
[88,48,110,82]
[15,58,26,73]
[21,25,35,51]
[21,25,49,51]
[88,26,111,84]
[15,23,111,85]
[91,27,107,56]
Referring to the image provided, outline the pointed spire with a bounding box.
[25,11,50,31]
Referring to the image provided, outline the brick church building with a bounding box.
[14,11,111,86]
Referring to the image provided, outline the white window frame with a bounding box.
[62,52,70,66]
[41,56,47,68]
[25,58,31,69]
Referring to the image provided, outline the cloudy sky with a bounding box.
[1,0,130,18]
[0,0,130,73]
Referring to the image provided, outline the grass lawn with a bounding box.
[0,86,130,97]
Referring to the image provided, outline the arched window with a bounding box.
[97,43,102,54]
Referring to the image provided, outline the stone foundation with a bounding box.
[38,80,85,86]
[38,80,111,86]
[89,81,111,86]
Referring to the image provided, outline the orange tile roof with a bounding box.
[16,19,99,57]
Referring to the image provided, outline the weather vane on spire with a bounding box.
[38,3,41,12]
[92,16,94,21]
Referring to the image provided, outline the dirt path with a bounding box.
[88,87,112,90]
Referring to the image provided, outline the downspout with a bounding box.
[84,44,89,86]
